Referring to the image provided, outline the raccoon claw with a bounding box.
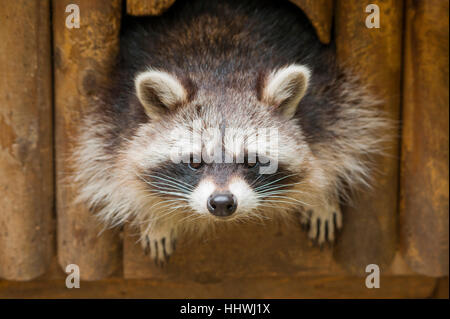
[143,236,151,255]
[298,206,311,229]
[301,203,342,245]
[141,228,177,265]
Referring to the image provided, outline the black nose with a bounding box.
[207,192,237,217]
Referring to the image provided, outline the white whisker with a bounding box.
[254,173,299,191]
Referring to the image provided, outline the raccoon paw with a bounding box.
[141,228,177,266]
[301,202,342,245]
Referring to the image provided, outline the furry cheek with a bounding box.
[189,179,216,215]
[228,177,259,214]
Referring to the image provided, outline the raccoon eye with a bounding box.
[189,162,203,170]
[188,155,203,170]
[245,157,259,169]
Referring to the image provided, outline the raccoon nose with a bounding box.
[207,192,237,217]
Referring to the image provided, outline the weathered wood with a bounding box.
[400,0,449,277]
[290,0,334,44]
[124,225,411,279]
[126,0,175,16]
[0,275,440,298]
[432,277,449,299]
[333,0,403,274]
[124,222,346,280]
[53,0,122,280]
[0,0,54,281]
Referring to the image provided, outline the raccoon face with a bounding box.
[124,64,324,223]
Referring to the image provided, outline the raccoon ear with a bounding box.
[261,64,311,119]
[135,70,187,119]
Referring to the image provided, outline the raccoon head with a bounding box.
[124,64,325,225]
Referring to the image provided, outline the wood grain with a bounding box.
[400,0,449,277]
[126,0,176,16]
[123,224,411,280]
[52,0,122,280]
[333,0,403,275]
[290,0,334,44]
[123,222,346,280]
[0,275,441,299]
[0,0,54,281]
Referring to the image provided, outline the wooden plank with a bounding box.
[431,277,449,299]
[0,275,439,298]
[124,226,412,279]
[52,0,123,280]
[126,0,175,16]
[400,0,449,277]
[290,0,334,44]
[333,0,403,274]
[124,222,347,280]
[0,0,54,281]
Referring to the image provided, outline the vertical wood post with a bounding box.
[0,0,54,281]
[400,0,449,277]
[333,0,403,274]
[53,0,122,280]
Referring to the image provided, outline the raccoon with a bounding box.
[72,0,389,264]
